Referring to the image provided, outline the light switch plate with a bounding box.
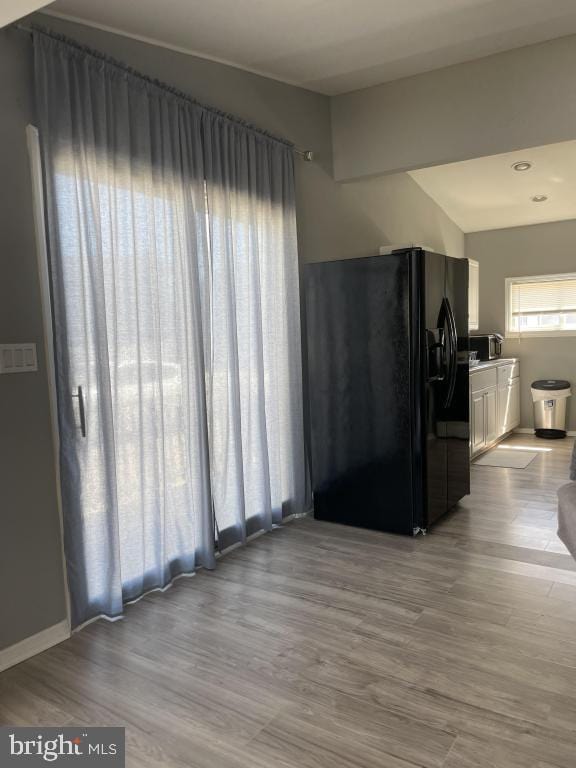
[0,343,38,374]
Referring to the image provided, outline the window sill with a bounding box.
[505,331,576,339]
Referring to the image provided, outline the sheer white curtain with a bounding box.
[34,28,305,628]
[202,119,305,549]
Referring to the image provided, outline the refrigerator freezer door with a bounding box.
[305,255,419,535]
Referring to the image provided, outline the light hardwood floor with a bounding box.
[2,435,576,767]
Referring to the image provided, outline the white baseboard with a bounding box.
[514,428,576,436]
[0,619,70,673]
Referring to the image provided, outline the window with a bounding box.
[506,273,576,337]
[468,259,479,331]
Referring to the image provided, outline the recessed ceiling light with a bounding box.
[531,194,548,203]
[512,161,532,171]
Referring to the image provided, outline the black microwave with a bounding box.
[469,334,503,361]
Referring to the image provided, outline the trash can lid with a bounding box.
[531,379,570,390]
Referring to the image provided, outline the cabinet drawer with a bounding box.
[498,361,519,384]
[470,367,497,393]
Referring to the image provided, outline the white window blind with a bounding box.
[506,273,576,335]
[468,259,479,331]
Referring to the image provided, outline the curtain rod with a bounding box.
[15,22,314,161]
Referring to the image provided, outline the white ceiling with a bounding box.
[44,0,576,95]
[409,141,576,232]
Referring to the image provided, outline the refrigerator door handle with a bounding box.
[72,385,87,438]
[443,298,458,409]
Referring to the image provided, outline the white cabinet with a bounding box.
[470,359,520,458]
[470,385,497,455]
[497,376,520,437]
[508,378,520,431]
[496,361,520,437]
[497,383,508,438]
[471,390,486,454]
[485,386,498,445]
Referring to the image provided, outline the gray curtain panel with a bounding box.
[33,29,305,628]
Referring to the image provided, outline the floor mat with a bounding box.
[474,448,539,469]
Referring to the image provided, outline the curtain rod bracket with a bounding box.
[296,150,314,162]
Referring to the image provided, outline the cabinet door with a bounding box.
[497,377,521,434]
[471,390,486,455]
[506,378,520,432]
[497,383,509,437]
[484,386,498,445]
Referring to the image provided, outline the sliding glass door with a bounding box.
[34,28,306,629]
[44,152,216,626]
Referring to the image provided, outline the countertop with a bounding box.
[469,358,518,373]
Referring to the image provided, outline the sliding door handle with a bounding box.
[72,385,86,438]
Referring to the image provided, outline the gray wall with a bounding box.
[337,173,465,260]
[332,34,576,181]
[0,28,68,650]
[467,219,576,431]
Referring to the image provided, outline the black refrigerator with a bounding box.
[304,248,469,535]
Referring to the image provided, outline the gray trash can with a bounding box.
[531,379,571,438]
